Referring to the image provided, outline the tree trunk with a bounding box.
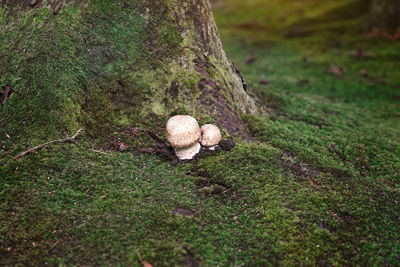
[160,0,260,135]
[0,0,260,144]
[365,0,400,31]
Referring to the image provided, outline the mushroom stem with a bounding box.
[174,142,201,160]
[208,145,217,151]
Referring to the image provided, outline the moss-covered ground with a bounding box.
[1,0,400,266]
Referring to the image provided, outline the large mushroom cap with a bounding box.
[200,124,222,147]
[166,115,201,147]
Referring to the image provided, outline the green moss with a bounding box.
[1,0,399,266]
[0,0,187,150]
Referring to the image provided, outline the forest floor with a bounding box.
[1,0,400,266]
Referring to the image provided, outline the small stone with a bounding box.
[219,139,235,151]
[119,142,129,152]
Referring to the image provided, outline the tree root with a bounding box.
[131,127,178,161]
[14,128,83,160]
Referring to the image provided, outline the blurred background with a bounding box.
[208,0,400,116]
[211,0,400,44]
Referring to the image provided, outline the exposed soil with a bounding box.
[172,208,195,217]
[282,151,321,182]
[0,85,12,105]
[285,27,313,38]
[281,150,353,182]
[184,248,199,267]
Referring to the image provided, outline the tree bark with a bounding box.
[365,0,400,31]
[163,0,260,136]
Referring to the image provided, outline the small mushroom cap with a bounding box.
[200,124,222,147]
[166,115,201,147]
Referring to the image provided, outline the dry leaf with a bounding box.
[142,261,153,267]
[326,64,346,78]
[246,54,256,65]
[258,74,268,85]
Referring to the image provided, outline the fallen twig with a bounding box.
[92,149,112,156]
[85,185,95,194]
[14,128,83,160]
[131,127,177,161]
[132,127,165,146]
[135,249,153,267]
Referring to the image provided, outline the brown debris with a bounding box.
[359,69,388,86]
[349,49,375,59]
[282,151,320,181]
[326,210,356,224]
[135,249,153,267]
[258,74,268,85]
[184,248,199,267]
[109,138,129,152]
[381,179,396,188]
[325,64,347,78]
[297,78,309,86]
[246,52,256,65]
[325,210,344,222]
[172,208,195,217]
[285,27,313,38]
[38,17,50,28]
[366,27,400,41]
[0,85,12,105]
[336,149,346,161]
[53,0,62,15]
[235,20,263,30]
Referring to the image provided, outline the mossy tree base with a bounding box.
[0,0,260,150]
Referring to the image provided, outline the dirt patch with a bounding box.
[0,86,12,105]
[359,69,389,86]
[184,249,198,267]
[188,169,229,194]
[325,210,356,224]
[281,151,320,184]
[282,150,352,181]
[172,208,195,217]
[108,138,129,152]
[292,116,329,129]
[168,80,180,98]
[285,27,313,38]
[328,144,346,161]
[324,167,351,180]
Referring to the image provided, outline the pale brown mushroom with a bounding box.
[200,124,221,150]
[166,115,201,160]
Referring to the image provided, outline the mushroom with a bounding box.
[166,115,201,160]
[200,124,221,150]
